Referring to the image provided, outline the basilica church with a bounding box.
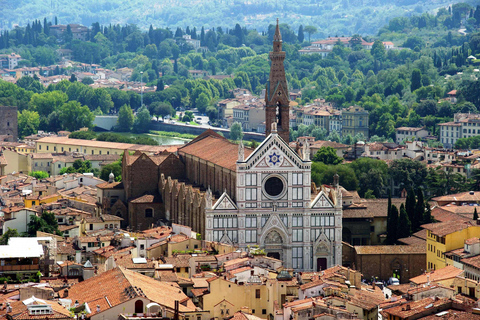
[99,21,342,272]
[203,21,343,271]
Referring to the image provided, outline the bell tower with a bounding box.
[265,19,290,142]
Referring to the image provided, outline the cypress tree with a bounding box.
[298,25,305,43]
[474,208,479,221]
[388,205,399,244]
[405,188,416,224]
[413,188,425,230]
[398,204,412,239]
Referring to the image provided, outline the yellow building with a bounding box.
[423,220,480,271]
[35,136,175,155]
[15,144,36,154]
[201,275,297,319]
[2,149,29,174]
[24,194,62,208]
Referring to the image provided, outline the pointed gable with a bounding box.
[241,132,307,170]
[311,191,334,208]
[213,192,237,210]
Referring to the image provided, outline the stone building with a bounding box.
[203,22,343,271]
[0,106,18,142]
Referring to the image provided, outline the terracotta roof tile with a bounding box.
[178,130,253,171]
[355,245,425,255]
[410,266,463,285]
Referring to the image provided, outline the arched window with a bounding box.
[145,208,153,218]
[105,224,108,229]
[134,300,144,314]
[109,224,113,229]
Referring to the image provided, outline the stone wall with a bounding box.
[0,106,18,142]
[159,174,207,236]
[354,250,426,283]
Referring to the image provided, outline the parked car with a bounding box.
[388,277,400,285]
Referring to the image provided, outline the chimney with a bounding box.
[406,305,411,311]
[74,300,79,308]
[6,303,11,313]
[372,282,375,289]
[96,305,101,313]
[63,289,68,298]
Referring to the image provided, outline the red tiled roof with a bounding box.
[410,266,463,285]
[178,130,253,171]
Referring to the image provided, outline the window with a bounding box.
[145,208,153,218]
[140,244,145,250]
[292,187,303,200]
[89,224,93,230]
[293,247,303,269]
[255,289,261,299]
[213,216,237,228]
[246,174,257,186]
[58,164,61,168]
[46,146,49,150]
[262,310,266,315]
[292,173,303,185]
[92,150,94,154]
[245,215,257,228]
[292,215,303,227]
[293,229,303,242]
[245,188,257,201]
[246,230,257,243]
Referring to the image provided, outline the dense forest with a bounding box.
[1,0,477,37]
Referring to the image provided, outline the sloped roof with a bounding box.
[409,265,463,285]
[62,267,195,317]
[178,130,253,171]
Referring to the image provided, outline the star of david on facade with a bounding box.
[268,152,281,165]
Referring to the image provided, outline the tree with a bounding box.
[312,147,343,165]
[16,76,44,94]
[81,77,94,85]
[413,188,425,230]
[297,25,305,43]
[304,26,317,42]
[389,159,427,192]
[151,102,174,119]
[100,159,122,182]
[195,92,210,114]
[387,203,399,244]
[405,188,416,224]
[0,228,19,245]
[410,69,422,92]
[58,101,94,131]
[29,171,49,179]
[69,74,77,82]
[398,204,412,239]
[132,105,151,133]
[27,211,62,236]
[117,104,134,132]
[474,208,479,221]
[371,40,386,61]
[230,122,244,141]
[18,110,40,138]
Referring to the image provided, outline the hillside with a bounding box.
[0,0,474,36]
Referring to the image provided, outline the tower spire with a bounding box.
[274,18,281,42]
[265,19,290,142]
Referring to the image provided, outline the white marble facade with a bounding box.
[205,128,342,271]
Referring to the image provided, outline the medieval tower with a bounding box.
[265,19,290,142]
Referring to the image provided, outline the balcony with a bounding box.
[0,264,39,272]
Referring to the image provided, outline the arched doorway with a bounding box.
[264,230,284,262]
[135,300,144,314]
